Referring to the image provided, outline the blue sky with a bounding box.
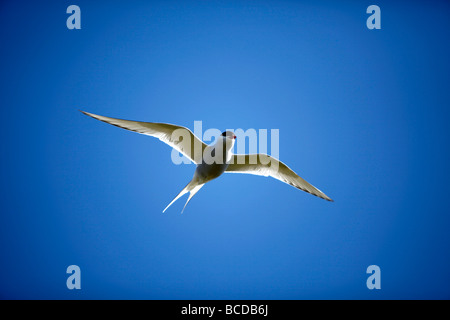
[1,0,450,299]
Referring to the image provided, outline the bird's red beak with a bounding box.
[234,135,237,139]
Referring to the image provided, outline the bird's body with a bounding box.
[196,134,234,183]
[163,134,235,212]
[81,111,333,213]
[194,155,228,184]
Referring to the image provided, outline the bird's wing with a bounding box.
[81,111,206,164]
[226,154,333,201]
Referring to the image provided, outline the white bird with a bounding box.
[81,111,333,213]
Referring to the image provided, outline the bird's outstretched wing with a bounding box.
[226,154,333,201]
[81,111,206,164]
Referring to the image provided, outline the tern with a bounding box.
[81,111,333,213]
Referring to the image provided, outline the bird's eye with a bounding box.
[221,132,226,136]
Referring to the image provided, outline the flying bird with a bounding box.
[81,111,333,213]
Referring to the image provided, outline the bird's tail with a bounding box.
[163,180,204,213]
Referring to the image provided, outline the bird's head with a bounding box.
[221,131,237,140]
[219,130,236,149]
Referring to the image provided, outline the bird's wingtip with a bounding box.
[79,110,90,117]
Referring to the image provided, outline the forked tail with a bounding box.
[163,180,204,213]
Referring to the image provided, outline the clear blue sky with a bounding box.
[1,0,449,299]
